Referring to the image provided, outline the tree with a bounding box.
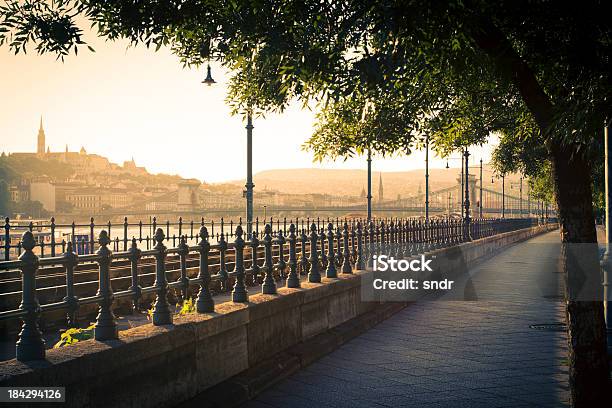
[0,179,11,217]
[1,1,610,405]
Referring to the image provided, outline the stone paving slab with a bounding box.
[242,231,569,408]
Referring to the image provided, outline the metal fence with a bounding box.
[0,216,539,361]
[2,216,260,261]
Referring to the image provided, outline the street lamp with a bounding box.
[367,148,372,221]
[463,148,472,241]
[509,177,524,217]
[602,118,612,356]
[479,159,483,218]
[490,172,506,218]
[201,63,216,86]
[502,173,505,218]
[478,163,500,217]
[425,135,430,220]
[245,111,255,236]
[202,62,253,236]
[445,154,464,216]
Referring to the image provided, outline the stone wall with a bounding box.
[0,224,557,408]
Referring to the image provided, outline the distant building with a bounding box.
[101,188,132,209]
[37,116,45,155]
[9,180,29,203]
[122,157,147,175]
[378,173,384,202]
[29,176,56,212]
[11,117,112,174]
[66,189,102,210]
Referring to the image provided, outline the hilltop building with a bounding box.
[37,117,45,155]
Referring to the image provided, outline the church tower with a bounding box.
[37,116,46,155]
[378,173,384,202]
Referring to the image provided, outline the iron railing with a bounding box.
[0,216,539,361]
[2,216,273,261]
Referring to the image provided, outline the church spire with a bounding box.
[378,173,384,202]
[37,115,46,155]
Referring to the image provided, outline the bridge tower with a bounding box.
[177,180,200,212]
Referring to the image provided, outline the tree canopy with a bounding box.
[2,1,609,162]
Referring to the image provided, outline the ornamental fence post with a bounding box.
[63,241,79,327]
[262,224,277,294]
[326,223,337,278]
[342,222,352,274]
[151,228,172,325]
[94,230,119,340]
[232,225,248,302]
[128,238,142,312]
[196,226,214,313]
[286,224,300,288]
[15,231,45,361]
[308,223,321,283]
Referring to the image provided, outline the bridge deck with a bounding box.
[243,231,569,408]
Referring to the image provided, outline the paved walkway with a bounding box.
[243,231,569,408]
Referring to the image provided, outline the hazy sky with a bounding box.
[0,27,497,183]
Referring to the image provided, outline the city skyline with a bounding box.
[0,26,498,184]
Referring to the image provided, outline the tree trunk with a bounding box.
[471,19,610,408]
[550,143,609,406]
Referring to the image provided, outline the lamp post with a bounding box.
[461,156,464,218]
[446,154,464,216]
[601,118,612,355]
[479,158,483,218]
[527,181,531,217]
[479,164,503,217]
[367,149,372,221]
[519,177,523,217]
[463,148,472,241]
[245,112,255,236]
[425,135,430,220]
[501,173,505,218]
